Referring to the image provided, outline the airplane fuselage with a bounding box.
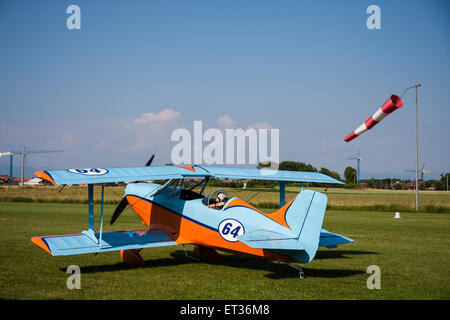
[124,182,298,262]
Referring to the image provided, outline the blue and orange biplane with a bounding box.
[32,161,353,278]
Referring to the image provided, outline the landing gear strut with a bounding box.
[183,245,200,261]
[282,261,306,279]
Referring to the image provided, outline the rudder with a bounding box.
[284,190,328,263]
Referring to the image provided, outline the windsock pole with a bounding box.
[401,84,422,211]
[344,95,404,142]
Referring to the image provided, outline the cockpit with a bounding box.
[201,189,232,210]
[151,177,232,210]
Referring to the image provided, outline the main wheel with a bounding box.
[299,271,306,279]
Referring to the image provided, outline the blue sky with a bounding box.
[0,0,449,179]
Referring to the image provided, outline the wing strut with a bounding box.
[279,181,286,207]
[81,184,105,246]
[98,185,105,249]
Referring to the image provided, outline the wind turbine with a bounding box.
[346,150,362,184]
[406,163,430,182]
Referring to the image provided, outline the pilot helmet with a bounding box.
[217,192,226,202]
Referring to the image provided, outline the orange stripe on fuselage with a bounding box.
[224,196,297,230]
[125,195,294,262]
[126,195,185,241]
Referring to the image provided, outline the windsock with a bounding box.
[344,94,404,142]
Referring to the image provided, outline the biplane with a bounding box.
[32,160,353,278]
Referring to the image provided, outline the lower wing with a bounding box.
[31,229,178,256]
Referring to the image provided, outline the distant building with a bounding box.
[23,178,45,186]
[405,181,416,190]
[392,181,426,191]
[0,175,9,185]
[11,177,32,185]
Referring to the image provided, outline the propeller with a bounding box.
[110,196,129,225]
[145,154,155,167]
[110,154,155,225]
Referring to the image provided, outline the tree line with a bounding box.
[361,173,450,191]
[173,161,449,190]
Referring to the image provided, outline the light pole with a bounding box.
[402,83,422,211]
[21,147,25,186]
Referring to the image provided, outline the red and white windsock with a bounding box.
[344,94,404,142]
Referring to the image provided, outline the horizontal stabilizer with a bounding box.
[240,238,301,250]
[238,230,301,250]
[31,229,177,256]
[319,229,354,248]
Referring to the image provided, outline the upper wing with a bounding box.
[202,166,343,184]
[36,164,343,185]
[35,165,212,185]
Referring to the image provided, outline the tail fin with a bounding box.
[239,190,328,263]
[284,190,327,238]
[291,190,327,263]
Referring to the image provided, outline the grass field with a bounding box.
[0,199,449,300]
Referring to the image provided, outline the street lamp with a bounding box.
[401,83,422,211]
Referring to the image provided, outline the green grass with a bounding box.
[0,201,449,299]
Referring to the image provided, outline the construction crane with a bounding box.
[0,148,63,185]
[0,152,13,185]
[346,150,362,184]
